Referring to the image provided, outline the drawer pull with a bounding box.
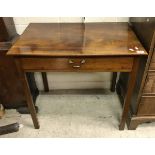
[72,65,81,68]
[69,59,86,64]
[69,59,74,64]
[81,59,86,64]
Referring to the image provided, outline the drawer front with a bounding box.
[149,51,155,70]
[19,57,134,72]
[143,72,155,95]
[137,96,155,116]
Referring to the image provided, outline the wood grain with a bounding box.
[143,72,155,95]
[149,50,155,70]
[19,56,134,72]
[137,96,155,116]
[7,23,147,57]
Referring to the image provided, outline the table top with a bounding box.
[7,23,147,56]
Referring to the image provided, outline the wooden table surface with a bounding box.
[8,23,147,56]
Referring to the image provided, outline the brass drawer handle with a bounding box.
[69,59,74,64]
[68,59,86,64]
[72,65,81,68]
[81,59,86,64]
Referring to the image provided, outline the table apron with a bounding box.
[16,56,135,72]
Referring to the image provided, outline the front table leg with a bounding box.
[119,57,140,130]
[15,59,40,129]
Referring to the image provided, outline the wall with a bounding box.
[13,17,129,90]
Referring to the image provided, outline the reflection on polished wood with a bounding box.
[7,23,147,130]
[8,23,147,56]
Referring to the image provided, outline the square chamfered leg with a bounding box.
[15,58,40,129]
[110,72,117,92]
[119,57,140,130]
[41,72,49,92]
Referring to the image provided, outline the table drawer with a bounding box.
[137,96,155,116]
[143,72,155,95]
[19,57,134,72]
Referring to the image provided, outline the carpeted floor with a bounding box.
[1,90,155,138]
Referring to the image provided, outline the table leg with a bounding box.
[15,59,40,129]
[119,57,140,130]
[41,72,49,92]
[110,72,117,92]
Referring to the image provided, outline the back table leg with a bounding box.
[15,59,40,129]
[41,72,49,92]
[119,57,140,130]
[111,72,117,92]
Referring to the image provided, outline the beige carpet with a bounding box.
[1,90,155,138]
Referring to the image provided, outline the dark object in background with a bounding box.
[17,105,38,114]
[0,17,39,112]
[0,123,21,135]
[116,17,155,129]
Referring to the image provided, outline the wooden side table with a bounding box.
[7,23,147,130]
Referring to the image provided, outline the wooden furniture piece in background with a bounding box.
[8,23,147,130]
[116,17,155,129]
[0,17,39,111]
